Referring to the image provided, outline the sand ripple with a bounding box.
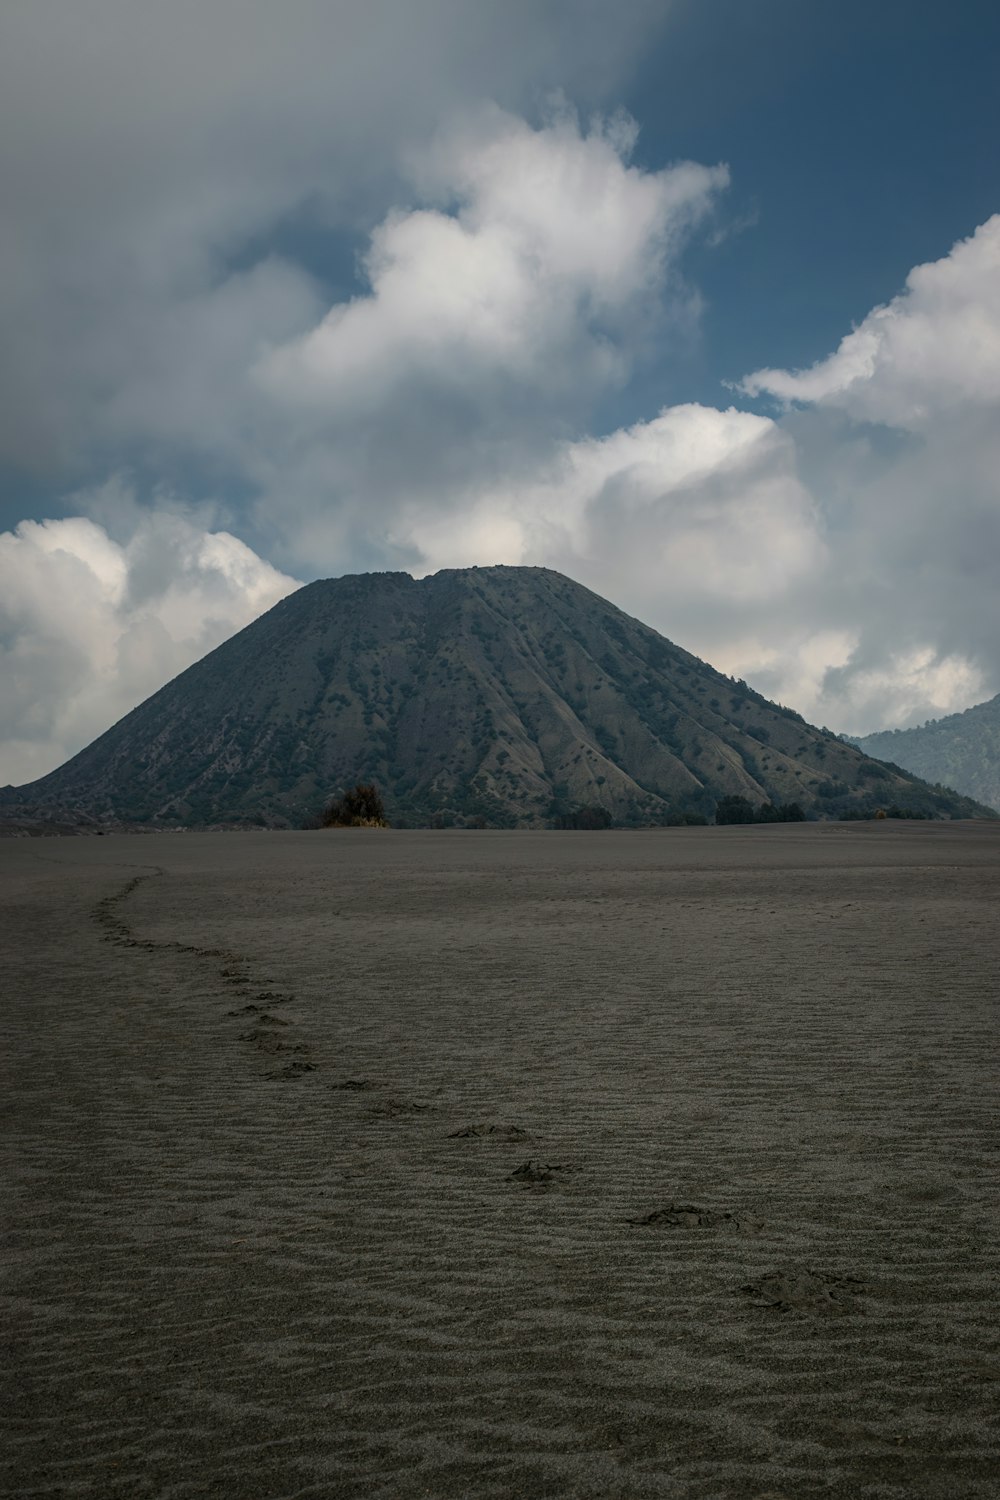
[2,823,998,1497]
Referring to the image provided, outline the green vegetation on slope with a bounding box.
[854,695,1000,813]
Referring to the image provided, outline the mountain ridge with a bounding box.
[854,693,1000,813]
[3,566,993,828]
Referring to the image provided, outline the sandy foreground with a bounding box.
[1,822,998,1500]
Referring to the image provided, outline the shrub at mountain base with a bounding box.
[321,783,388,828]
[713,795,756,824]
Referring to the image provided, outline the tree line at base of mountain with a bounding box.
[713,796,806,825]
[553,804,713,828]
[552,805,615,829]
[836,804,933,821]
[308,784,959,832]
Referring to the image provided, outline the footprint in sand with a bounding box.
[626,1202,764,1233]
[368,1098,433,1120]
[509,1158,576,1191]
[218,967,252,986]
[740,1266,865,1314]
[239,1028,309,1056]
[228,993,296,1016]
[266,1059,317,1080]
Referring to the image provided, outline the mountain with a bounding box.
[2,566,993,829]
[853,694,1000,813]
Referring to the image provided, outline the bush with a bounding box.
[757,801,806,823]
[321,782,388,828]
[553,805,613,830]
[838,804,929,822]
[714,794,757,825]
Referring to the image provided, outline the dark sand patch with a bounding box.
[740,1267,866,1314]
[2,822,999,1498]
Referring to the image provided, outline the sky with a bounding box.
[1,0,999,786]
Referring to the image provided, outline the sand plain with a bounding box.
[1,821,998,1499]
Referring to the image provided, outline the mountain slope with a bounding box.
[854,694,1000,813]
[3,567,992,828]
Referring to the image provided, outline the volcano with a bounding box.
[2,566,991,828]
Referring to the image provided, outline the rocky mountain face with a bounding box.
[854,694,1000,813]
[2,566,992,828]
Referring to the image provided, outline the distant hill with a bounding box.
[853,694,1000,813]
[1,566,993,829]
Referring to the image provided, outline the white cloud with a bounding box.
[720,215,1000,733]
[389,400,821,598]
[818,647,987,735]
[709,629,987,737]
[710,629,858,717]
[243,106,729,573]
[740,215,1000,428]
[533,403,820,607]
[255,106,726,436]
[0,503,299,785]
[0,1,667,477]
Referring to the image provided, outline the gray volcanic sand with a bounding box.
[2,822,998,1499]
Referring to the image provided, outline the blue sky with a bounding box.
[630,0,1000,402]
[1,0,998,783]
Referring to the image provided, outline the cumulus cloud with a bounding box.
[740,216,1000,427]
[0,502,298,785]
[531,404,820,606]
[260,108,722,407]
[389,401,821,606]
[247,107,727,570]
[0,0,666,482]
[731,217,1000,730]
